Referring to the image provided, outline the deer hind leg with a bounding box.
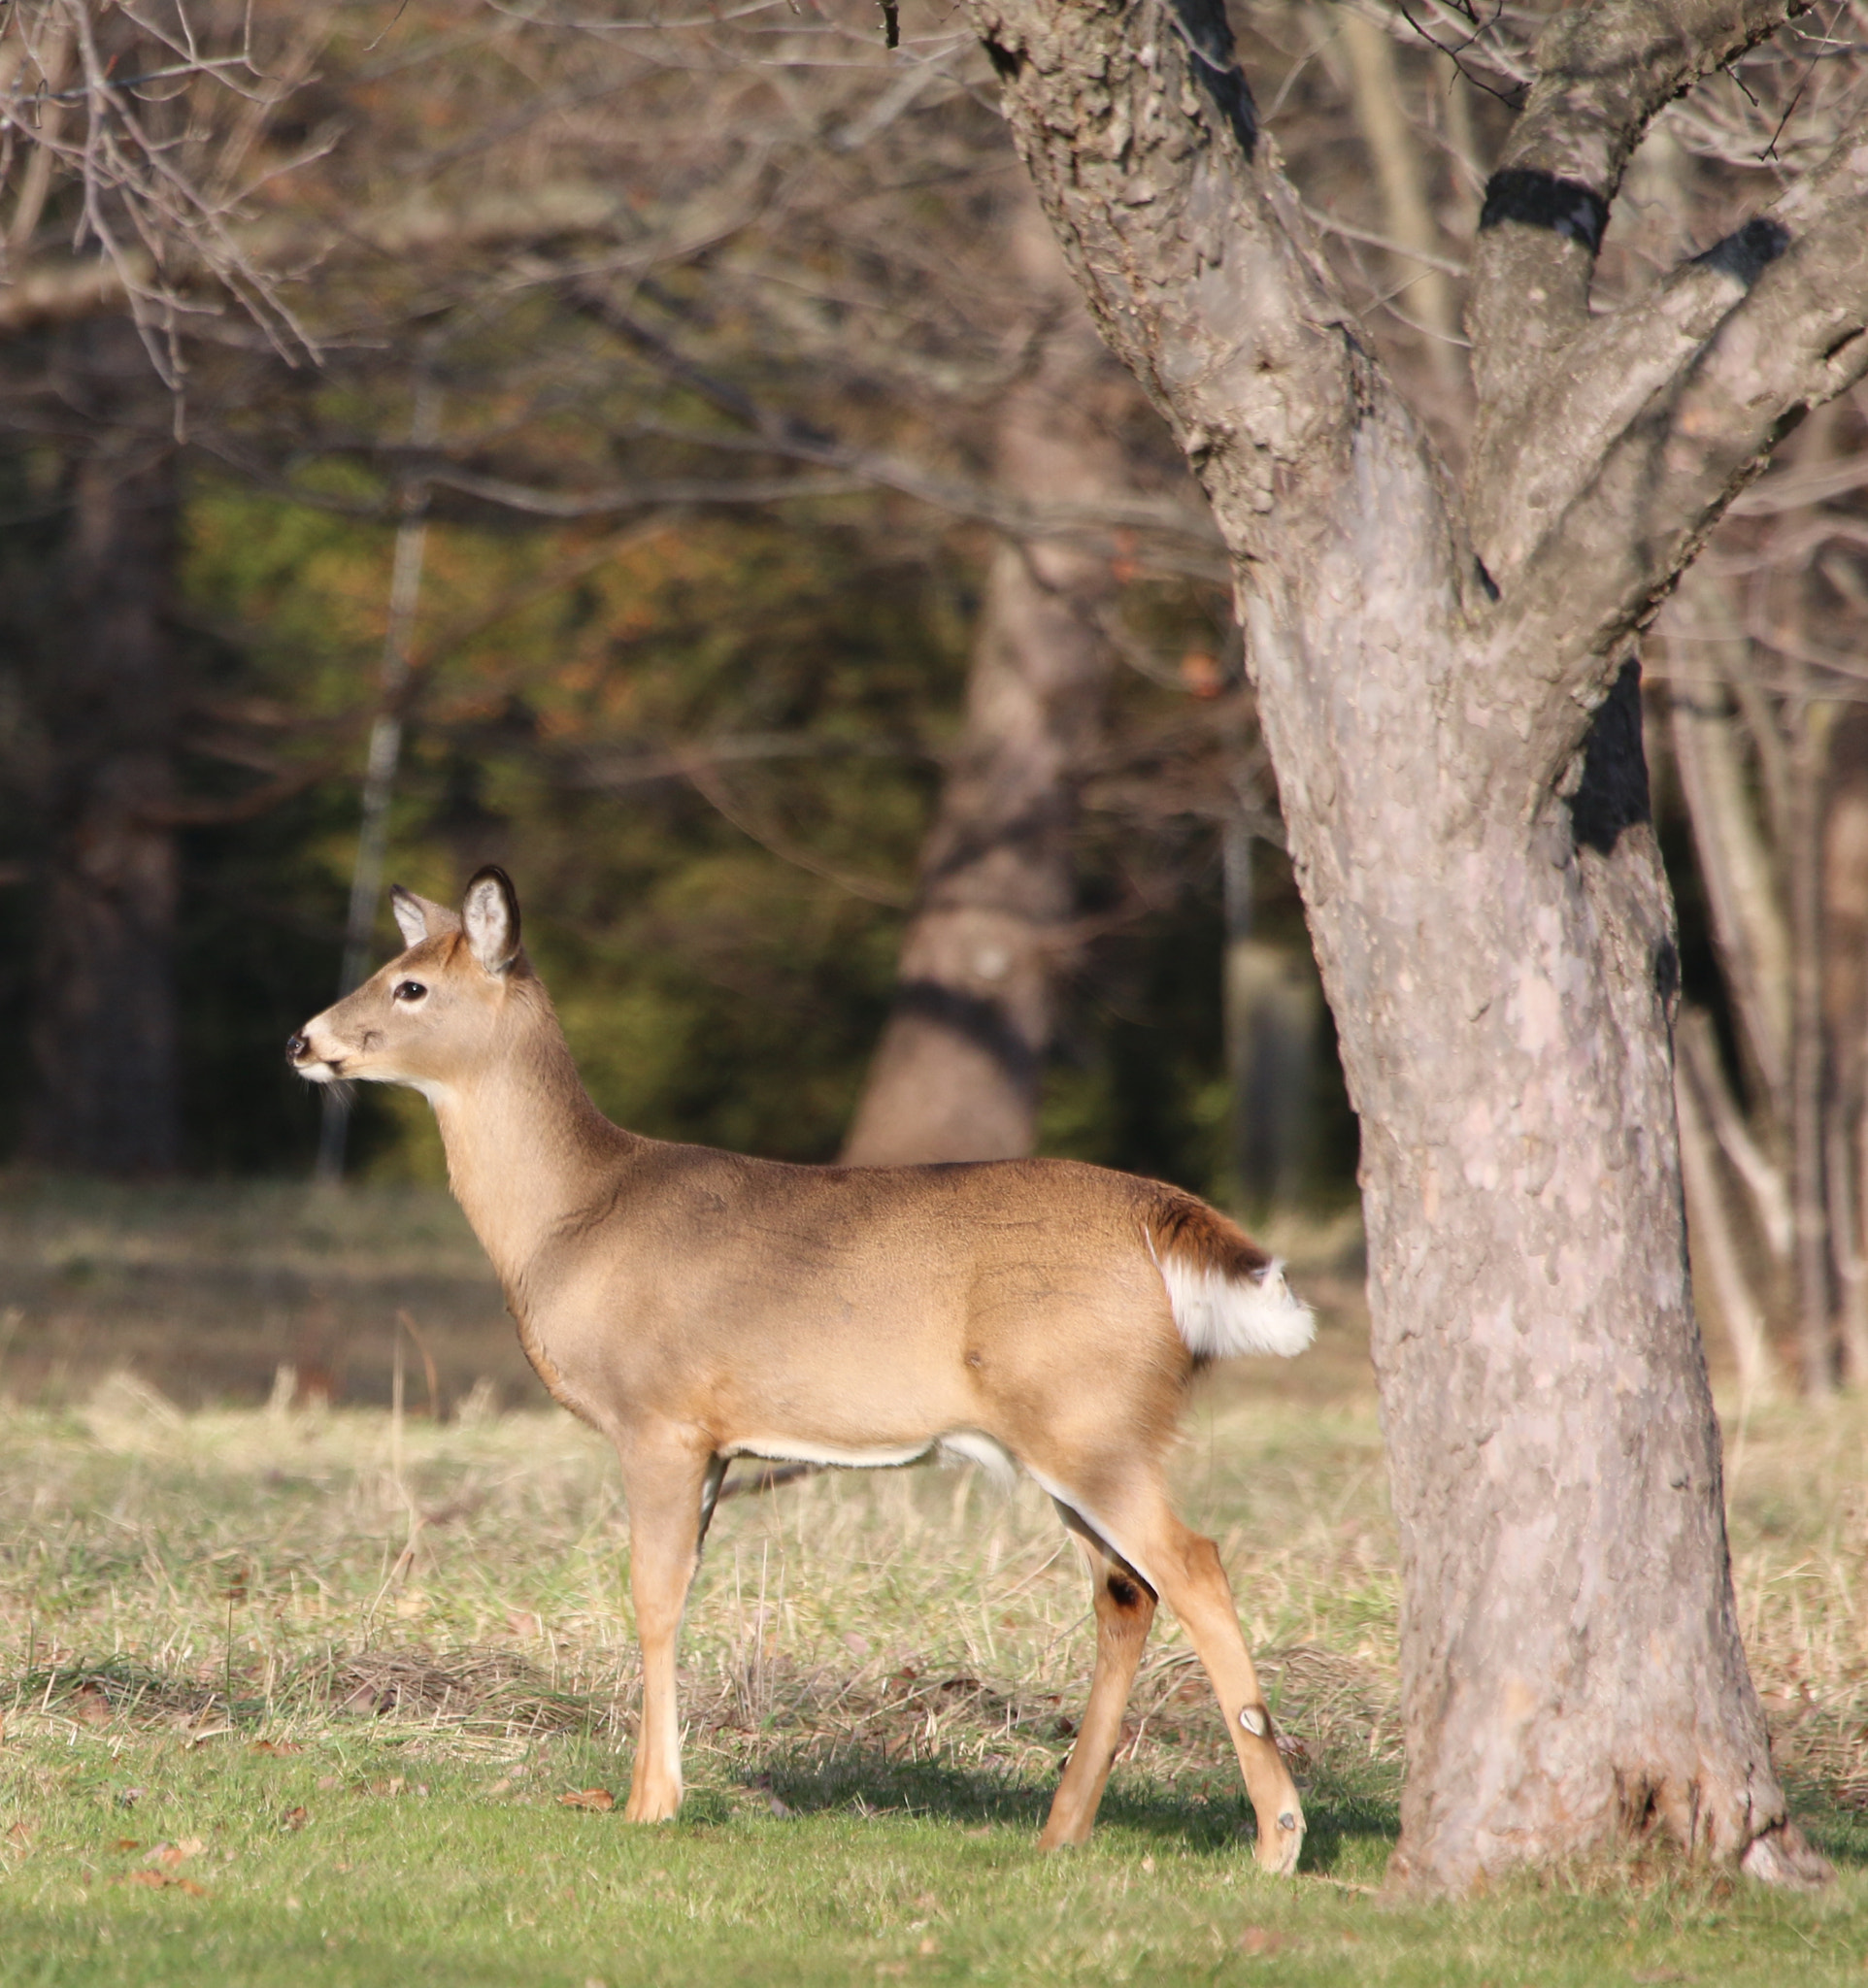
[1043,1472,1304,1875]
[1040,1508,1156,1849]
[617,1440,720,1824]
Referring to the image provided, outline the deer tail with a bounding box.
[1144,1191,1315,1362]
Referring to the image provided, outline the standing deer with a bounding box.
[287,868,1313,1871]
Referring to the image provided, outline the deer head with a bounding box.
[286,867,526,1101]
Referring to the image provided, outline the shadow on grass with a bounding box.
[748,1742,1399,1872]
[1784,1776,1868,1871]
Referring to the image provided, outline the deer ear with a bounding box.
[390,886,431,948]
[462,866,521,976]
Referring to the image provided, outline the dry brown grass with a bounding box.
[0,1344,1856,1840]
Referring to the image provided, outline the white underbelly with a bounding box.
[723,1429,1017,1485]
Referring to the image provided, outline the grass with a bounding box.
[0,1182,1862,1980]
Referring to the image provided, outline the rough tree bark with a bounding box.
[842,190,1126,1164]
[21,321,181,1175]
[964,0,1859,1891]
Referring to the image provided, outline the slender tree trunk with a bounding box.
[22,323,180,1175]
[1786,690,1835,1393]
[1677,1006,1792,1264]
[1223,820,1318,1210]
[841,192,1124,1165]
[968,0,1840,1892]
[1677,1050,1782,1401]
[1822,710,1868,1380]
[1662,575,1792,1124]
[1335,9,1462,393]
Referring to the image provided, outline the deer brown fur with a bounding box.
[287,867,1312,1870]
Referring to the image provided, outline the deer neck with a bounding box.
[426,993,629,1292]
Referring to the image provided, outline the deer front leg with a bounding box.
[1138,1512,1304,1876]
[619,1440,718,1824]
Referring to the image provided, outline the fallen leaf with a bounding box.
[7,1822,34,1848]
[176,1878,208,1898]
[73,1683,112,1727]
[917,1937,940,1956]
[250,1740,303,1757]
[368,1777,405,1798]
[1237,1927,1290,1958]
[113,1839,140,1853]
[508,1609,544,1639]
[124,1870,168,1889]
[558,1788,616,1812]
[114,1788,143,1809]
[316,1775,340,1791]
[282,1806,309,1832]
[147,1838,205,1870]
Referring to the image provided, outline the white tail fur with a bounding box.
[1156,1251,1316,1360]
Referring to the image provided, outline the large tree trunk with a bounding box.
[841,191,1124,1165]
[21,322,181,1175]
[966,0,1853,1892]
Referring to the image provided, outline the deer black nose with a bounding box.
[285,1033,310,1066]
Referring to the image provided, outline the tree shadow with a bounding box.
[748,1742,1399,1873]
[1783,1774,1868,1871]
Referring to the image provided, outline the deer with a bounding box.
[286,867,1314,1872]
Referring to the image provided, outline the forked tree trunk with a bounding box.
[22,326,181,1175]
[842,191,1124,1164]
[966,0,1852,1892]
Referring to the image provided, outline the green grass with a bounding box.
[0,1378,1863,1982]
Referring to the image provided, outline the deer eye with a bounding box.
[393,979,428,1004]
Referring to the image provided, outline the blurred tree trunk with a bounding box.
[1674,1033,1783,1399]
[1664,573,1792,1121]
[841,194,1124,1165]
[1823,708,1868,1381]
[22,321,181,1175]
[1223,820,1318,1209]
[1335,10,1462,395]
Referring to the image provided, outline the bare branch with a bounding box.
[1468,0,1810,488]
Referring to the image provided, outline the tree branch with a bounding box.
[1468,0,1808,450]
[1495,128,1868,781]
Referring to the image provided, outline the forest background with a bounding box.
[0,0,1865,1408]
